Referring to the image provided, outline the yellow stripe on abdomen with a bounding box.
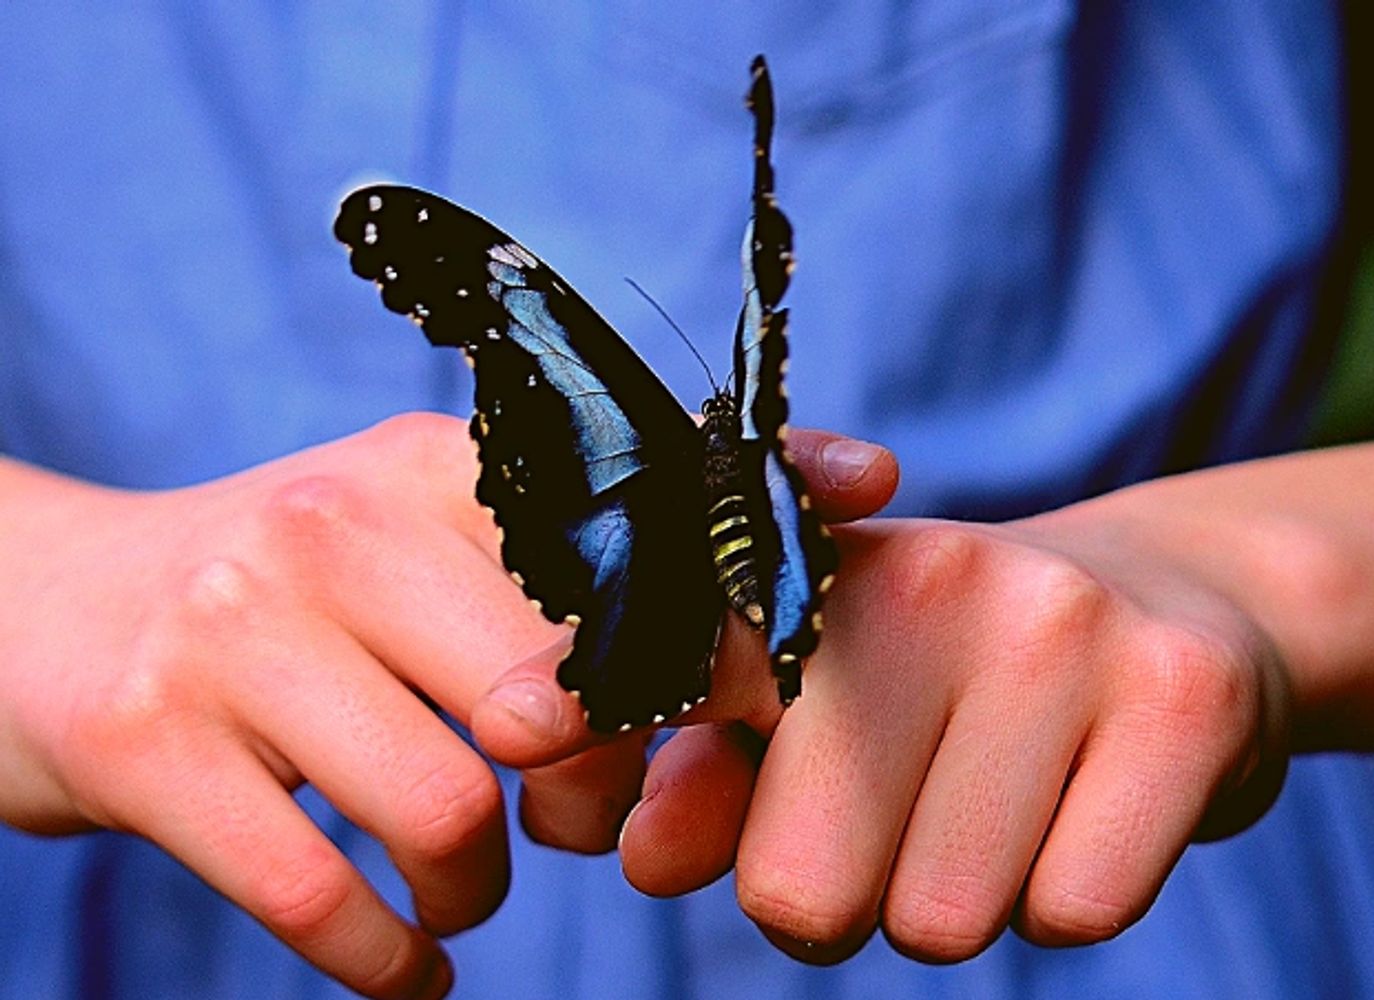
[708,494,764,627]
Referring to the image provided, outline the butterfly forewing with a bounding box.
[335,186,719,731]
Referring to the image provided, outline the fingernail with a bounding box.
[820,438,882,488]
[487,678,561,734]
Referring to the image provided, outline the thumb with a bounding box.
[470,633,603,768]
[783,429,899,522]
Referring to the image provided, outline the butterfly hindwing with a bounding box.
[745,309,838,702]
[335,186,720,731]
[735,58,838,702]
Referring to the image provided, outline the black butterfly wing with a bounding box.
[735,57,838,703]
[335,186,721,731]
[741,309,837,703]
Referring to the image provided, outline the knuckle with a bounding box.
[883,523,989,608]
[73,653,193,771]
[1020,556,1113,647]
[260,474,371,552]
[254,846,357,941]
[397,763,503,861]
[172,557,260,632]
[987,555,1116,689]
[882,874,1005,962]
[1133,624,1255,737]
[736,863,874,949]
[60,637,211,824]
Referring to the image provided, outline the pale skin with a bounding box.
[478,438,1374,963]
[4,413,1374,996]
[0,414,884,1000]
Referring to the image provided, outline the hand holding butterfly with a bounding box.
[477,443,1374,964]
[0,414,574,1000]
[0,414,892,998]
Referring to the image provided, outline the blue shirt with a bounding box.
[2,3,1369,997]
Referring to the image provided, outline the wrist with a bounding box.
[1045,457,1374,751]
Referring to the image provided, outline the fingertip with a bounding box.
[471,677,594,767]
[819,438,899,517]
[418,947,455,1000]
[471,635,599,767]
[620,724,760,896]
[786,430,899,521]
[519,738,648,855]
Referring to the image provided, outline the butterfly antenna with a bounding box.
[624,277,720,394]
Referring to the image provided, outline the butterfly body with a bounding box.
[335,56,835,732]
[700,391,766,628]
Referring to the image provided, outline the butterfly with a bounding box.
[334,56,836,733]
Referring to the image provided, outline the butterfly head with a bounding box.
[700,390,742,440]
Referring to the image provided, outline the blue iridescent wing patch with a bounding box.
[334,56,835,732]
[735,56,837,703]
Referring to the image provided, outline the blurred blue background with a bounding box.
[1,3,1371,997]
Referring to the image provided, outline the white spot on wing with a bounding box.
[488,244,523,267]
[507,243,540,268]
[363,221,378,245]
[368,193,383,212]
[417,207,429,222]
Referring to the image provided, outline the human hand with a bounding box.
[0,414,569,999]
[645,510,1292,962]
[469,431,900,851]
[476,458,1302,964]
